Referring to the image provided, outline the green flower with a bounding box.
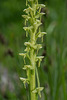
[32,87,44,97]
[20,77,29,88]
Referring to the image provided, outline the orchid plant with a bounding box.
[19,0,46,100]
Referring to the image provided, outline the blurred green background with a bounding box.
[0,0,67,100]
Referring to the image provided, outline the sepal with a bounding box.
[35,4,45,11]
[36,32,47,39]
[36,56,44,67]
[28,0,34,1]
[36,44,42,49]
[34,20,42,32]
[24,47,30,52]
[36,44,42,53]
[36,56,44,61]
[22,15,30,20]
[23,65,33,70]
[23,26,33,37]
[20,77,29,88]
[22,15,31,26]
[23,7,33,14]
[19,53,26,58]
[35,13,45,19]
[19,53,27,63]
[23,26,33,31]
[38,32,46,37]
[32,87,44,97]
[38,4,45,8]
[24,42,42,51]
[24,42,36,49]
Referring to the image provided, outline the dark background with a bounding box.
[0,0,67,100]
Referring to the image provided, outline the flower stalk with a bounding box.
[19,0,46,100]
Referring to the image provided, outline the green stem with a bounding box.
[36,67,40,87]
[29,33,37,100]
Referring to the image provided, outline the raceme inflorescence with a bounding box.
[19,0,46,100]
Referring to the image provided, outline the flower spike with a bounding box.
[19,0,46,99]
